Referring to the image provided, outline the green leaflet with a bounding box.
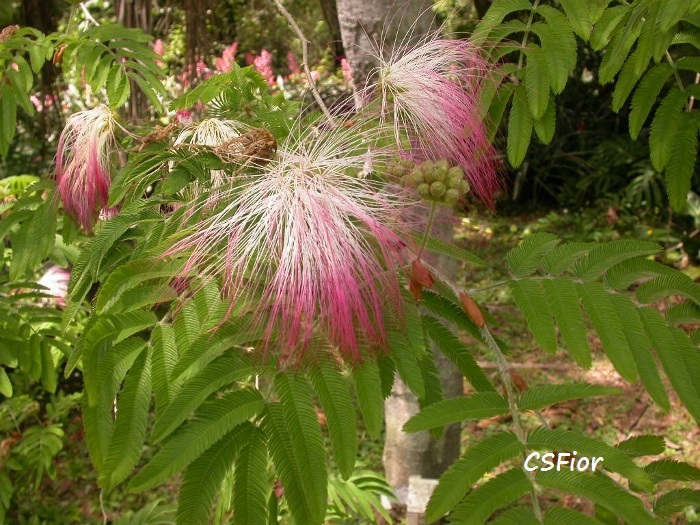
[604,257,680,290]
[610,295,669,411]
[518,384,621,412]
[590,5,629,50]
[507,232,560,277]
[449,468,532,524]
[489,507,538,525]
[649,88,689,171]
[653,488,700,518]
[151,352,258,443]
[577,282,638,381]
[598,3,645,84]
[176,424,253,525]
[352,361,384,439]
[542,242,595,275]
[526,427,653,491]
[641,308,700,423]
[309,358,358,480]
[658,0,692,31]
[558,0,594,39]
[264,392,327,525]
[507,84,534,168]
[9,198,56,280]
[421,315,494,392]
[628,64,674,139]
[232,427,268,525]
[471,0,533,45]
[420,291,483,342]
[387,299,426,399]
[81,337,147,472]
[544,507,607,525]
[533,6,577,93]
[665,111,699,210]
[403,392,509,432]
[523,45,550,120]
[573,239,660,280]
[536,470,657,523]
[509,279,558,354]
[129,388,265,492]
[95,259,181,314]
[644,458,700,484]
[411,232,485,266]
[616,435,666,458]
[100,346,152,490]
[64,204,162,327]
[426,432,524,521]
[151,324,178,414]
[542,278,591,368]
[533,94,556,144]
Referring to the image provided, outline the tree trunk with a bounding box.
[336,0,434,108]
[336,0,464,507]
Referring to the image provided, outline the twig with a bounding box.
[481,326,544,524]
[271,0,336,126]
[80,2,100,26]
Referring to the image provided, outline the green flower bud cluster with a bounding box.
[386,157,416,179]
[403,160,470,205]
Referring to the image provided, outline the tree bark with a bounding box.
[336,0,434,108]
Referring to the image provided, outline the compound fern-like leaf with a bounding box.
[426,431,523,521]
[232,427,268,525]
[404,393,509,432]
[175,423,253,525]
[449,468,532,524]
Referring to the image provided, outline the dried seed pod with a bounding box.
[0,25,19,43]
[459,291,485,327]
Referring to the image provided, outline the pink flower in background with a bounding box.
[30,95,43,112]
[175,109,194,127]
[287,51,300,76]
[371,37,500,206]
[340,58,352,83]
[166,125,415,363]
[37,265,71,305]
[55,104,117,231]
[253,50,275,86]
[153,39,164,67]
[216,42,239,73]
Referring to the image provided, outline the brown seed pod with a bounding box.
[214,127,277,166]
[52,43,67,65]
[459,291,485,327]
[409,259,435,300]
[0,25,19,43]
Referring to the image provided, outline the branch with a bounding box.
[271,0,336,126]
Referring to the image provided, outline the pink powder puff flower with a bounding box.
[253,49,275,86]
[55,104,117,231]
[153,39,164,67]
[166,124,416,364]
[37,265,71,305]
[287,50,300,77]
[370,36,500,205]
[216,42,239,73]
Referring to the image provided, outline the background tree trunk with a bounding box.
[336,0,434,107]
[336,0,464,507]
